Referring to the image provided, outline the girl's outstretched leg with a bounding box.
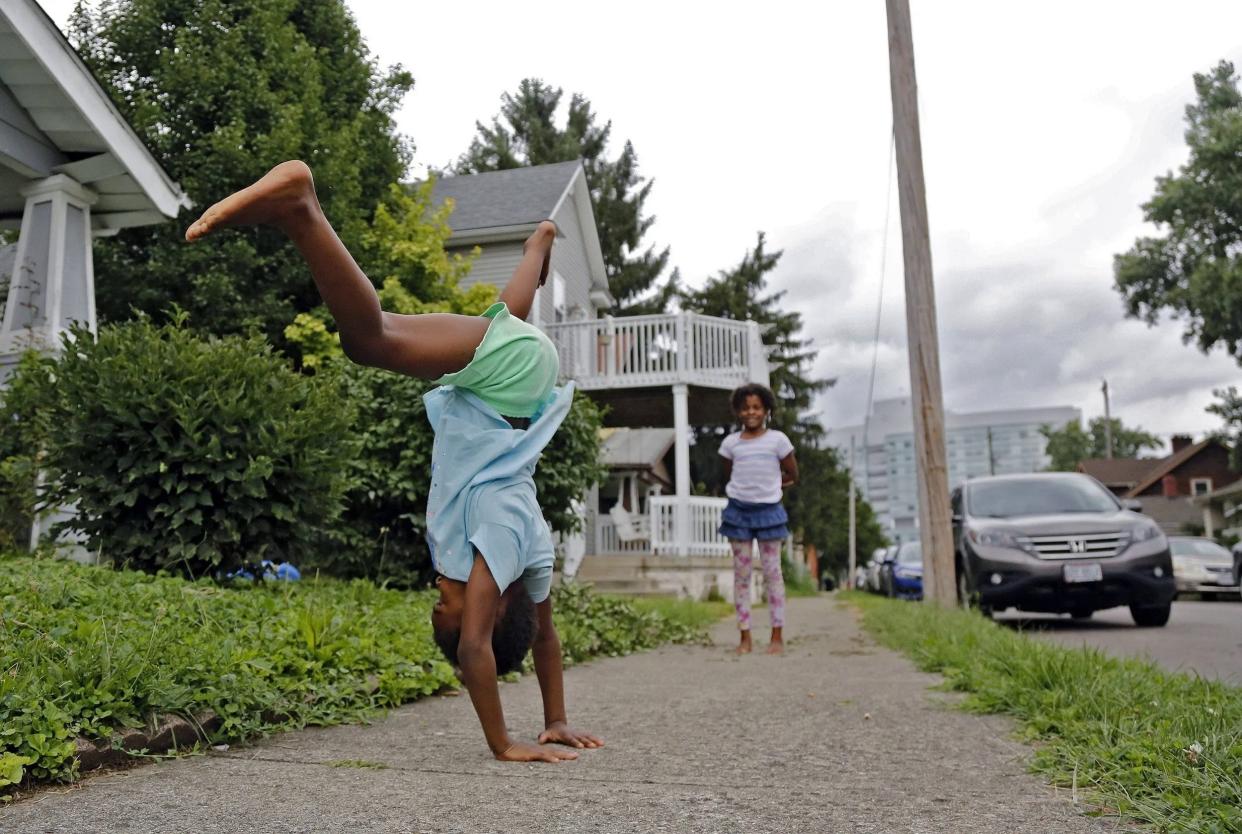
[184,161,489,379]
[731,539,754,654]
[758,539,785,654]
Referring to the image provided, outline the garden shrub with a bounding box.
[30,315,355,577]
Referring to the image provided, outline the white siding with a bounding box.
[447,189,603,326]
[452,240,523,293]
[551,193,599,318]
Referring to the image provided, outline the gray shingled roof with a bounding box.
[430,161,583,233]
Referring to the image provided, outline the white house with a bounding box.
[0,0,190,551]
[433,162,771,597]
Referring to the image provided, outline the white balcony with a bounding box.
[550,312,771,561]
[544,312,769,394]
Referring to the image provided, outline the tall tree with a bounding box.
[455,79,674,314]
[680,234,882,564]
[69,0,413,340]
[1039,417,1163,471]
[1114,61,1242,359]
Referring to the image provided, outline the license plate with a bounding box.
[1063,563,1103,583]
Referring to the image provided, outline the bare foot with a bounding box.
[736,631,753,655]
[185,160,318,242]
[767,626,784,654]
[525,220,557,286]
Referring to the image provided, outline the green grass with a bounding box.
[845,592,1242,834]
[0,554,714,796]
[630,597,733,630]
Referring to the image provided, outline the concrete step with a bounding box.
[582,578,679,598]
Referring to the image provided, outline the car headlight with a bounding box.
[968,528,1022,548]
[1131,522,1166,547]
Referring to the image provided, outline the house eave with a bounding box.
[446,222,541,248]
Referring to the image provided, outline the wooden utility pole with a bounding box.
[885,0,955,605]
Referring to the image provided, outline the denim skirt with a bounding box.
[719,498,790,541]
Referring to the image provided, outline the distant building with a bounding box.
[833,398,1080,542]
[1080,435,1240,534]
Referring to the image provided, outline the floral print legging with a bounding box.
[731,539,786,630]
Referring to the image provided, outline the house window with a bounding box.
[1191,477,1213,497]
[552,272,566,323]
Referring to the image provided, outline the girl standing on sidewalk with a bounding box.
[718,383,798,655]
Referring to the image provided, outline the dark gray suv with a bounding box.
[952,473,1175,626]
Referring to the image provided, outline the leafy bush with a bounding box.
[0,554,716,794]
[27,316,355,577]
[0,352,55,551]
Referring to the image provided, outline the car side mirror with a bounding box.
[1122,499,1143,513]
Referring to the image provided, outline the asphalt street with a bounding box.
[995,598,1242,683]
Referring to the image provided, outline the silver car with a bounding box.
[1170,536,1240,600]
[952,473,1175,626]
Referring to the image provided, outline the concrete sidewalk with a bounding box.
[4,596,1128,834]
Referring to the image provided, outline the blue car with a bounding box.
[884,541,923,600]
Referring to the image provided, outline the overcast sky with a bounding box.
[41,1,1242,449]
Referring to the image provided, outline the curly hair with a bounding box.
[432,588,537,675]
[730,383,777,416]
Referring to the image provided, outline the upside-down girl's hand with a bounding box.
[496,741,579,763]
[539,722,605,749]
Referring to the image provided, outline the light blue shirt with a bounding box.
[423,382,575,603]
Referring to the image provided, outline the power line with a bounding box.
[860,127,897,496]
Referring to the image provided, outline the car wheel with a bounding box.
[1070,608,1093,620]
[1130,603,1172,627]
[956,565,991,617]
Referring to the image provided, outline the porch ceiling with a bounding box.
[0,1,189,231]
[586,385,733,429]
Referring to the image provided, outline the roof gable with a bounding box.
[1125,438,1221,497]
[431,160,582,234]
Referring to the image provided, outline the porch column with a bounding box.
[1,175,98,562]
[0,174,99,357]
[673,383,691,557]
[1203,504,1215,540]
[745,320,770,387]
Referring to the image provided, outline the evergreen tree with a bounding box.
[69,0,414,340]
[455,79,675,314]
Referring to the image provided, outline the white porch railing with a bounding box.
[589,497,730,557]
[651,495,730,557]
[545,312,768,391]
[593,512,652,556]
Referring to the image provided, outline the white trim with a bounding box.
[1191,477,1213,497]
[2,0,191,216]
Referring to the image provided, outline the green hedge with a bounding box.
[0,554,717,795]
[5,318,354,577]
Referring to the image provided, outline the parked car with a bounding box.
[881,541,923,600]
[866,546,896,594]
[1169,537,1240,600]
[952,473,1175,626]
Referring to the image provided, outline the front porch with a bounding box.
[546,311,770,566]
